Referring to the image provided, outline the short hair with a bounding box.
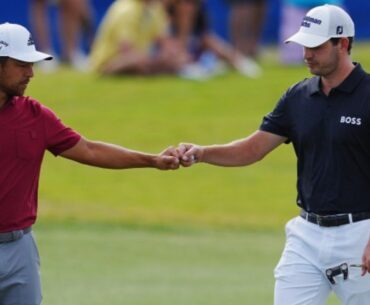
[330,37,353,54]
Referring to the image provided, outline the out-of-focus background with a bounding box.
[1,1,369,305]
[1,0,370,50]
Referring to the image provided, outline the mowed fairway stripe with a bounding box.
[36,224,341,305]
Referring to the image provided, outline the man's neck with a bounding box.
[321,60,355,96]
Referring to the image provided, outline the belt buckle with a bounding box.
[11,230,23,241]
[316,215,325,226]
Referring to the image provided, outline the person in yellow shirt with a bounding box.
[89,0,188,75]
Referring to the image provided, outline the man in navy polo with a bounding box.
[177,4,370,305]
[0,22,180,305]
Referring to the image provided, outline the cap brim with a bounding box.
[285,32,330,48]
[10,50,53,63]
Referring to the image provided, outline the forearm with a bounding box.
[201,140,262,167]
[80,141,158,169]
[182,131,286,167]
[61,139,160,169]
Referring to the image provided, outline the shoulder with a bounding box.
[361,70,370,86]
[15,96,58,119]
[14,96,42,115]
[272,77,318,113]
[279,77,319,105]
[287,77,317,95]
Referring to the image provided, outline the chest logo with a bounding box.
[340,116,362,126]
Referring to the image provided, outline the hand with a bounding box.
[361,239,370,276]
[177,143,203,167]
[155,146,180,170]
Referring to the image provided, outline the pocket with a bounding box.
[16,130,40,160]
[0,243,8,277]
[284,217,296,236]
[30,232,41,267]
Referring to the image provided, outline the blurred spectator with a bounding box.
[224,0,266,59]
[166,0,262,80]
[29,0,94,72]
[89,0,189,76]
[279,0,344,64]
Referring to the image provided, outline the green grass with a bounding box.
[35,223,341,305]
[30,43,370,230]
[25,45,370,305]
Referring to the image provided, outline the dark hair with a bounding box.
[330,37,353,54]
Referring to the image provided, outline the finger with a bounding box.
[181,145,196,160]
[361,257,369,276]
[164,156,180,170]
[170,149,180,159]
[180,159,191,167]
[361,266,367,276]
[180,154,197,167]
[184,154,196,163]
[177,143,190,156]
[172,157,181,169]
[182,153,198,164]
[163,146,179,158]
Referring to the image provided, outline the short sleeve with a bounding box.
[41,105,81,156]
[259,91,291,141]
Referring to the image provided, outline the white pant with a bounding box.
[274,216,370,305]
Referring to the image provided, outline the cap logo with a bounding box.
[336,26,343,34]
[27,35,34,46]
[301,16,322,28]
[0,40,8,50]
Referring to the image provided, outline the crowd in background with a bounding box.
[28,0,347,79]
[30,0,94,72]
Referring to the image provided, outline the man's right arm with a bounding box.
[178,130,287,167]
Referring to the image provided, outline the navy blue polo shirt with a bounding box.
[260,64,370,214]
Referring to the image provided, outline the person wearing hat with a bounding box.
[176,4,370,304]
[0,22,180,305]
[279,0,344,65]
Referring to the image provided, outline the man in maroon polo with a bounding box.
[0,22,180,305]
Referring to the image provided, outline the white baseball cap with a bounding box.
[285,5,355,48]
[0,23,52,62]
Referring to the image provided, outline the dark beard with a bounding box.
[0,84,24,101]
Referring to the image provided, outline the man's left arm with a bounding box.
[60,137,180,170]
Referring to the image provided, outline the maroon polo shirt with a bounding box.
[0,96,81,232]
